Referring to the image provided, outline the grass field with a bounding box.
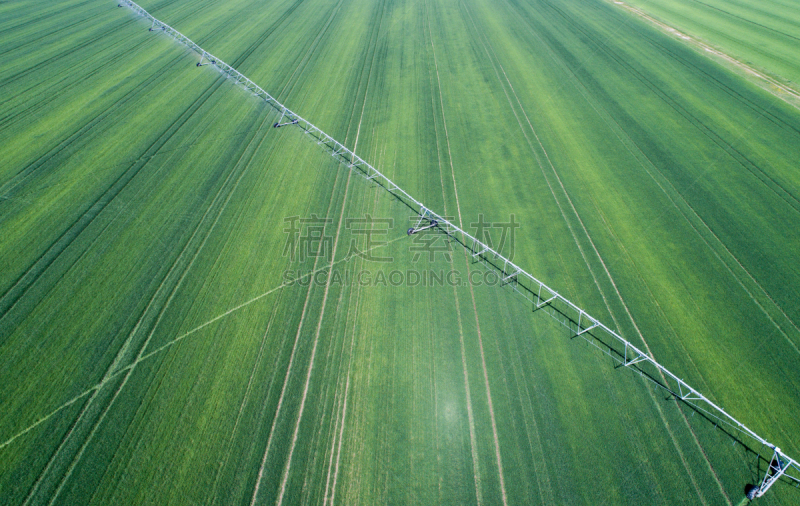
[617,0,800,89]
[1,0,799,504]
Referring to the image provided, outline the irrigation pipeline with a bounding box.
[118,0,799,497]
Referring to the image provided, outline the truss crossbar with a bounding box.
[119,0,799,494]
[752,449,792,498]
[502,269,520,283]
[576,322,599,337]
[536,295,558,310]
[472,246,489,257]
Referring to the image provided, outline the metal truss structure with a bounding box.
[118,0,798,498]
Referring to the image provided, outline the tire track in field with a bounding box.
[423,2,483,503]
[465,1,720,503]
[0,6,108,60]
[323,355,349,505]
[500,3,799,468]
[0,53,226,340]
[247,19,359,496]
[486,1,738,502]
[45,112,277,504]
[326,183,380,506]
[326,295,359,506]
[270,0,346,106]
[0,0,220,125]
[298,167,367,506]
[0,0,304,332]
[203,126,330,506]
[0,13,144,92]
[0,32,154,129]
[442,11,585,490]
[275,0,388,500]
[275,159,353,506]
[425,3,509,504]
[295,7,395,501]
[526,0,800,347]
[468,0,621,336]
[23,92,272,506]
[37,0,339,486]
[312,272,349,505]
[18,8,306,491]
[459,0,618,497]
[195,290,286,503]
[489,279,564,503]
[206,0,348,501]
[347,280,378,499]
[321,188,372,506]
[492,285,560,504]
[206,0,353,496]
[249,160,345,506]
[515,1,800,459]
[541,27,800,362]
[544,0,800,218]
[0,235,402,456]
[0,0,97,46]
[336,143,390,505]
[227,0,308,69]
[204,148,322,505]
[322,139,381,506]
[687,0,800,43]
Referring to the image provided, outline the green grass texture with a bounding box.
[1,0,798,504]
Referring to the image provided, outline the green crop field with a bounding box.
[617,0,800,89]
[1,0,799,504]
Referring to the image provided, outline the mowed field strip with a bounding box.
[1,0,799,504]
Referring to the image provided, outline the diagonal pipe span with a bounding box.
[117,0,799,497]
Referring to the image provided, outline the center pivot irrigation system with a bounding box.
[118,1,798,499]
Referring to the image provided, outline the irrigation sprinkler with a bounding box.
[273,119,298,128]
[197,52,215,67]
[408,210,438,235]
[118,0,800,498]
[407,220,437,236]
[273,108,298,128]
[745,448,799,499]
